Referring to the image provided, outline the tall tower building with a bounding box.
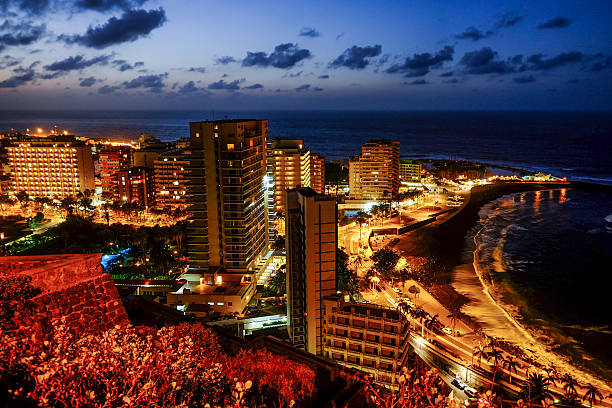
[187,120,269,280]
[310,153,325,194]
[117,167,154,208]
[349,140,400,200]
[267,138,311,215]
[154,151,189,208]
[99,146,133,199]
[285,187,337,355]
[6,135,94,198]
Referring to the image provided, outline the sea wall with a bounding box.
[0,253,129,336]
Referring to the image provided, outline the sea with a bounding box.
[1,110,611,378]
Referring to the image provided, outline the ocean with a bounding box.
[1,110,611,184]
[467,189,612,381]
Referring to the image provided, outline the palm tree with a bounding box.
[560,373,579,405]
[520,373,553,405]
[487,348,503,382]
[582,384,603,408]
[354,210,369,239]
[502,355,519,384]
[446,304,461,332]
[472,344,487,368]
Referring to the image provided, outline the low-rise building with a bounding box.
[400,160,422,185]
[322,295,411,389]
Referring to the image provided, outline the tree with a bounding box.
[372,248,400,279]
[472,344,487,368]
[486,348,503,382]
[27,212,44,230]
[267,270,286,296]
[15,190,30,203]
[60,195,77,215]
[582,384,604,408]
[502,356,520,385]
[337,248,358,293]
[520,373,553,404]
[446,302,461,332]
[272,235,285,251]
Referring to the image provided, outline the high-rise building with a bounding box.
[187,120,269,279]
[5,136,94,198]
[117,167,154,208]
[154,150,189,208]
[400,160,422,186]
[99,146,133,199]
[267,139,311,214]
[349,140,400,200]
[310,153,325,194]
[285,187,337,355]
[322,295,411,389]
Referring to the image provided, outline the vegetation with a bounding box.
[337,248,358,293]
[264,268,286,297]
[0,277,315,408]
[371,248,400,279]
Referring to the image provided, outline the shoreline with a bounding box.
[395,181,612,391]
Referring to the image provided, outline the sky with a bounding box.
[0,0,611,110]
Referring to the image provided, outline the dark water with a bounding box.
[0,110,611,184]
[470,189,612,380]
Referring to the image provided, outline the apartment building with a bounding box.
[117,167,154,208]
[310,153,325,194]
[285,187,337,355]
[400,160,422,186]
[267,138,311,214]
[5,136,94,198]
[322,295,411,389]
[349,140,400,200]
[99,146,133,198]
[154,150,189,208]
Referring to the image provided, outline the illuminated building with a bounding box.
[6,136,94,198]
[310,153,325,194]
[99,146,133,198]
[117,167,154,208]
[153,150,189,208]
[267,138,311,214]
[399,160,422,187]
[322,295,411,388]
[285,187,337,355]
[187,120,269,279]
[349,140,400,200]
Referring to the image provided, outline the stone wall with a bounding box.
[0,253,129,336]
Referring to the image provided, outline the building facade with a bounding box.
[322,295,411,388]
[285,187,337,355]
[399,160,422,186]
[99,146,133,199]
[187,120,269,278]
[267,138,311,214]
[310,153,325,194]
[349,140,400,200]
[117,167,154,208]
[5,136,94,198]
[154,151,189,208]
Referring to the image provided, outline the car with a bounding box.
[464,387,478,398]
[451,378,466,390]
[442,327,453,335]
[392,287,400,293]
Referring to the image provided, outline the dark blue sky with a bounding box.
[1,0,611,110]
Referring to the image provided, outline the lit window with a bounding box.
[227,144,234,152]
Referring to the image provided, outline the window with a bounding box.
[227,143,235,151]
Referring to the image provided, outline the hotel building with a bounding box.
[285,187,337,355]
[5,136,94,198]
[154,150,189,208]
[322,295,411,388]
[117,167,154,208]
[99,146,133,199]
[310,153,325,194]
[187,119,269,279]
[400,160,422,187]
[267,138,311,214]
[349,140,400,200]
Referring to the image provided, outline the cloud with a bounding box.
[387,45,453,76]
[299,27,321,38]
[122,73,167,92]
[0,55,21,69]
[526,52,582,70]
[207,79,242,90]
[495,12,523,28]
[73,0,146,12]
[294,84,322,92]
[443,78,459,84]
[179,81,204,94]
[330,45,382,70]
[439,71,453,77]
[460,47,514,74]
[0,20,46,51]
[513,75,535,83]
[2,0,51,14]
[0,68,35,88]
[285,70,303,78]
[403,79,428,85]
[318,74,329,79]
[455,27,493,41]
[242,43,311,69]
[79,76,98,87]
[336,32,344,40]
[538,17,572,29]
[44,54,111,71]
[187,67,206,73]
[60,8,166,49]
[215,56,237,65]
[98,84,119,94]
[112,59,134,71]
[244,83,263,90]
[590,55,611,72]
[567,78,579,84]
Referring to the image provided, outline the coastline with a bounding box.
[396,181,612,392]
